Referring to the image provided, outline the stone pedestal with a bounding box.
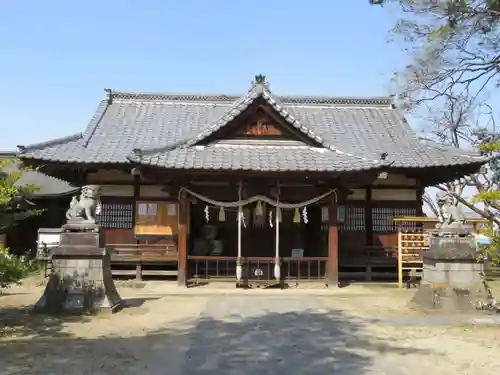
[411,228,487,312]
[34,231,123,314]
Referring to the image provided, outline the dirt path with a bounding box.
[1,283,500,375]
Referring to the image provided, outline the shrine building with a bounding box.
[18,75,488,287]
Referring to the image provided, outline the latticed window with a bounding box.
[372,207,417,232]
[96,202,134,229]
[338,206,365,231]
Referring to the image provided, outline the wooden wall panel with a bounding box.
[347,189,366,200]
[140,185,171,198]
[87,169,133,182]
[373,233,398,249]
[373,173,416,186]
[102,228,135,245]
[372,189,417,201]
[100,185,134,197]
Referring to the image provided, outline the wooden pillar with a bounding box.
[416,182,424,216]
[397,224,403,288]
[131,174,141,225]
[274,205,280,280]
[365,187,373,246]
[365,187,373,281]
[177,194,188,286]
[236,206,243,282]
[131,172,142,280]
[327,201,339,287]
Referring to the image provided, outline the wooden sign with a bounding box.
[135,201,179,236]
[237,120,282,136]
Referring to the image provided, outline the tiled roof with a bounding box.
[17,76,488,173]
[0,152,77,197]
[131,143,383,172]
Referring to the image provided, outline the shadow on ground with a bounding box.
[1,301,434,375]
[0,297,159,339]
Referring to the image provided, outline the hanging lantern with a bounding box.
[218,207,226,222]
[268,210,274,228]
[204,205,210,222]
[293,208,301,224]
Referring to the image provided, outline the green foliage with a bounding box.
[0,157,43,288]
[473,141,500,264]
[0,157,42,234]
[477,225,500,265]
[0,248,33,289]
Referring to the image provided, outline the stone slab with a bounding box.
[424,234,478,260]
[422,260,483,288]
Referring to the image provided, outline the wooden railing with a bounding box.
[281,257,327,282]
[108,243,178,262]
[187,256,238,281]
[339,246,398,281]
[107,243,178,279]
[186,256,328,286]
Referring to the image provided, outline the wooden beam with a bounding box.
[177,193,188,286]
[416,182,424,216]
[327,201,339,287]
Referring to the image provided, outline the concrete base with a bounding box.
[410,283,488,312]
[34,232,123,314]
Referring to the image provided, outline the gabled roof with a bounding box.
[0,152,77,197]
[17,75,488,175]
[164,76,331,151]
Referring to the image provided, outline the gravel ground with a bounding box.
[1,280,499,375]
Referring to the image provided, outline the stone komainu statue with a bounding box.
[66,185,102,224]
[436,191,465,230]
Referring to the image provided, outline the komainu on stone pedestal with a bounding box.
[34,185,123,314]
[63,185,102,233]
[410,193,488,312]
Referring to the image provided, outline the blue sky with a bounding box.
[0,0,405,150]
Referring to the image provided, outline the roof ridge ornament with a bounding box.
[252,74,268,94]
[254,74,266,83]
[104,88,113,104]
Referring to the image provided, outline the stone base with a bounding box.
[62,219,99,233]
[410,283,488,313]
[34,245,123,314]
[411,229,490,313]
[423,259,483,288]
